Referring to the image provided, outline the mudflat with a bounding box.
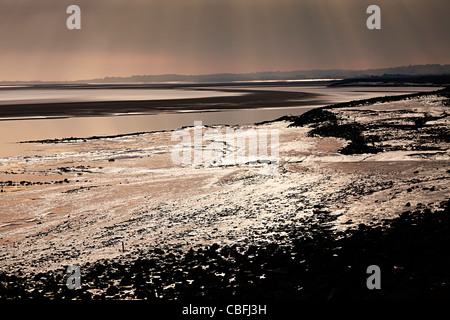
[0,87,321,119]
[0,88,449,299]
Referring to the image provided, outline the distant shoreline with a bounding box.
[1,63,448,85]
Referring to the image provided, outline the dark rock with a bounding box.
[105,285,119,296]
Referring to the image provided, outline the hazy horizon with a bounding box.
[1,0,449,82]
[1,64,449,84]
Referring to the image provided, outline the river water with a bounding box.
[0,86,438,157]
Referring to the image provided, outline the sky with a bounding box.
[0,0,449,81]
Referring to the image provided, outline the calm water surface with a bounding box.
[0,86,439,157]
[0,88,242,105]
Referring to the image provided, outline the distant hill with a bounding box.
[1,64,449,85]
[329,75,450,87]
[83,64,450,84]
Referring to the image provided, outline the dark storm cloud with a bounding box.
[0,0,449,80]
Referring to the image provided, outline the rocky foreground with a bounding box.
[1,199,450,300]
[0,87,449,300]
